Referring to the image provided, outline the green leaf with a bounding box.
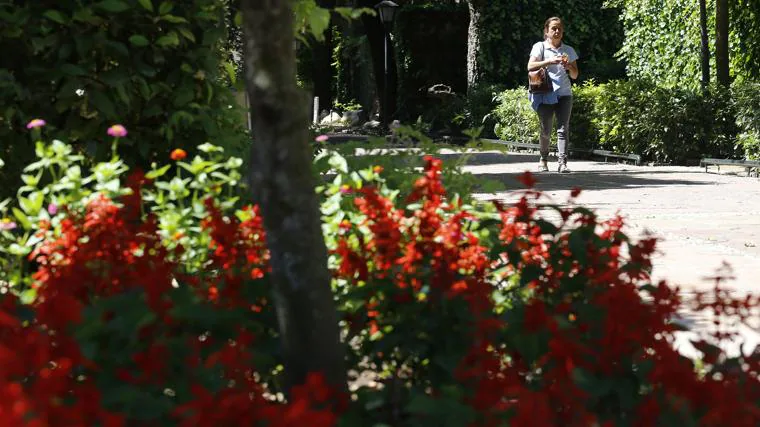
[96,0,131,13]
[43,10,67,24]
[177,27,196,43]
[158,1,173,15]
[128,35,150,47]
[160,14,188,24]
[197,143,223,153]
[88,91,117,119]
[138,0,154,12]
[156,32,180,48]
[307,7,331,41]
[223,61,236,84]
[172,87,194,107]
[12,208,31,230]
[568,231,588,265]
[146,164,171,180]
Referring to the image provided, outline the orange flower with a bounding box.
[170,148,187,161]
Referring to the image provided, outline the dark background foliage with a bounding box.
[0,0,248,198]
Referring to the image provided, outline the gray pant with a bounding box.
[537,95,573,164]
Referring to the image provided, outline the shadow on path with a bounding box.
[475,170,713,192]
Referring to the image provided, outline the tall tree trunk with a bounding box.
[239,0,346,393]
[715,0,730,86]
[359,0,398,125]
[699,0,710,89]
[466,0,485,93]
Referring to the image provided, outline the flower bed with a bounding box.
[0,122,757,426]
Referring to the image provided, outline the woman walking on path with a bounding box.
[527,17,579,173]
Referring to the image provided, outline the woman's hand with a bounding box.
[549,56,564,66]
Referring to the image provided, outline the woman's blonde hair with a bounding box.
[543,17,563,38]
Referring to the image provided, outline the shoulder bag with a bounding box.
[528,42,552,94]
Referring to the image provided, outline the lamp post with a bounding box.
[374,1,398,127]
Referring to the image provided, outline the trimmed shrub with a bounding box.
[490,83,598,152]
[733,81,760,160]
[491,80,740,164]
[492,89,540,144]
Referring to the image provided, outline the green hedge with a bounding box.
[0,0,248,198]
[491,80,751,164]
[733,82,760,160]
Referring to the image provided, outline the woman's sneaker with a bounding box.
[558,163,571,173]
[538,160,549,172]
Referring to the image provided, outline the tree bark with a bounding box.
[715,0,730,86]
[359,0,398,125]
[239,0,346,393]
[699,0,710,89]
[466,0,485,93]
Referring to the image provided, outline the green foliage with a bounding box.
[473,0,626,86]
[611,0,760,88]
[389,0,624,127]
[2,124,759,425]
[733,81,760,159]
[0,129,246,291]
[313,130,504,201]
[731,0,760,83]
[294,0,374,43]
[591,80,737,163]
[0,0,249,200]
[491,80,740,163]
[491,89,540,143]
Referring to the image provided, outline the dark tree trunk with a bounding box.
[239,0,346,393]
[466,0,486,93]
[699,0,710,89]
[312,0,337,111]
[715,0,730,86]
[359,0,398,125]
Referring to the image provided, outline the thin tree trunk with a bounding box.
[466,0,484,93]
[239,0,346,393]
[699,0,710,89]
[715,0,730,86]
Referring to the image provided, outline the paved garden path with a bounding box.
[445,149,760,357]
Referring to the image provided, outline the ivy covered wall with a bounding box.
[611,0,760,89]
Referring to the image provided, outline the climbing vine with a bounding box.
[609,0,760,88]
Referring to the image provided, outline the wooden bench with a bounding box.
[480,139,555,152]
[480,139,640,165]
[589,149,641,166]
[700,158,760,177]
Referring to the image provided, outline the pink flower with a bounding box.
[315,135,329,142]
[26,119,46,129]
[0,219,16,231]
[107,124,128,138]
[47,203,58,215]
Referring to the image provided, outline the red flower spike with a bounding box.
[517,171,537,188]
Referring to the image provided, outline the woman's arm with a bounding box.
[564,60,579,79]
[528,55,563,71]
